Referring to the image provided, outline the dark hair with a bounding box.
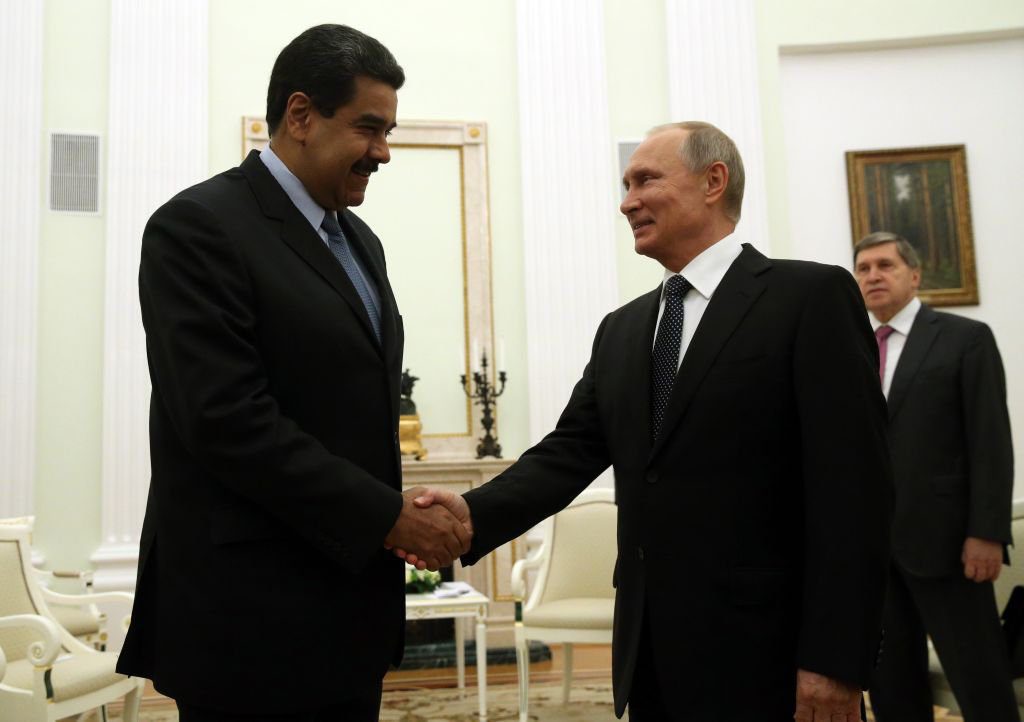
[853,231,921,269]
[266,24,405,136]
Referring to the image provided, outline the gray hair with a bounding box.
[650,121,745,223]
[853,231,921,269]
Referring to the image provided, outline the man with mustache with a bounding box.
[408,121,891,721]
[854,232,1018,722]
[116,24,470,720]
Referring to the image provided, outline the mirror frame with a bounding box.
[242,117,496,459]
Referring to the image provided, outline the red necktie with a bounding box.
[875,325,895,387]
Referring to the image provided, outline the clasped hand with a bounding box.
[962,536,1002,582]
[383,486,473,571]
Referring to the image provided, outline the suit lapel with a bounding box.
[240,152,384,354]
[886,303,939,421]
[617,286,662,457]
[649,244,770,463]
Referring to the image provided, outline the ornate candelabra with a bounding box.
[461,350,507,459]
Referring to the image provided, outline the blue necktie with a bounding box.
[651,274,691,441]
[321,213,382,343]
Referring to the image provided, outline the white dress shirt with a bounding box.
[260,144,333,242]
[869,296,921,398]
[259,144,381,313]
[653,234,744,368]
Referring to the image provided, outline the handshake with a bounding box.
[383,486,473,571]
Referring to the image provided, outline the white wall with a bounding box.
[18,0,1024,572]
[33,0,109,571]
[780,36,1024,495]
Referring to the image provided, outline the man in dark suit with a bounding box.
[115,25,470,720]
[854,231,1018,721]
[408,122,891,721]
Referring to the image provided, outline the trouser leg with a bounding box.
[869,565,934,722]
[906,572,1019,722]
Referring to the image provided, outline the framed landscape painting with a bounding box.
[846,144,978,306]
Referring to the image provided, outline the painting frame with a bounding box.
[846,144,978,306]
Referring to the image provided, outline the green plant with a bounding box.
[405,565,442,594]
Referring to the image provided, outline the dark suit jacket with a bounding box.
[116,151,407,713]
[462,245,892,720]
[887,303,1014,578]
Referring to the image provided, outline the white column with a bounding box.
[665,0,772,253]
[516,0,620,445]
[0,1,43,519]
[93,0,208,589]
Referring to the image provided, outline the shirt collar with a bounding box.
[869,296,921,335]
[661,233,743,301]
[259,144,330,233]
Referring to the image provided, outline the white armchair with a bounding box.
[33,568,106,650]
[510,488,616,722]
[0,517,143,721]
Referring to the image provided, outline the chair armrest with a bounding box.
[34,568,95,596]
[35,568,88,581]
[510,545,546,601]
[39,589,134,607]
[52,569,95,583]
[0,614,62,668]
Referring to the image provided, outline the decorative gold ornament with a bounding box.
[399,369,426,460]
[400,414,427,460]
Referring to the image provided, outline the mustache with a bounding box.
[353,160,379,175]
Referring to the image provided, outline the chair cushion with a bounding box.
[2,651,128,702]
[49,606,101,637]
[525,597,614,630]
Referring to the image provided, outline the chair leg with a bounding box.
[562,642,574,704]
[121,680,143,722]
[515,623,529,722]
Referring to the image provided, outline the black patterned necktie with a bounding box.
[651,274,691,441]
[321,213,382,342]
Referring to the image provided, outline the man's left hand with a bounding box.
[794,669,861,721]
[962,536,1003,582]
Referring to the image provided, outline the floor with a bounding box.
[383,642,612,691]
[94,644,967,721]
[100,643,612,715]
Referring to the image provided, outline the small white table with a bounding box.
[405,584,490,720]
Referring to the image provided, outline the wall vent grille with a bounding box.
[49,133,100,213]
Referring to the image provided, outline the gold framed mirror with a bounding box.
[242,118,497,458]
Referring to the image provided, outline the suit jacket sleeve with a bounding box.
[139,197,403,573]
[962,322,1014,543]
[461,318,614,565]
[793,267,892,688]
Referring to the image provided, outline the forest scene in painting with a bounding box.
[862,159,960,291]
